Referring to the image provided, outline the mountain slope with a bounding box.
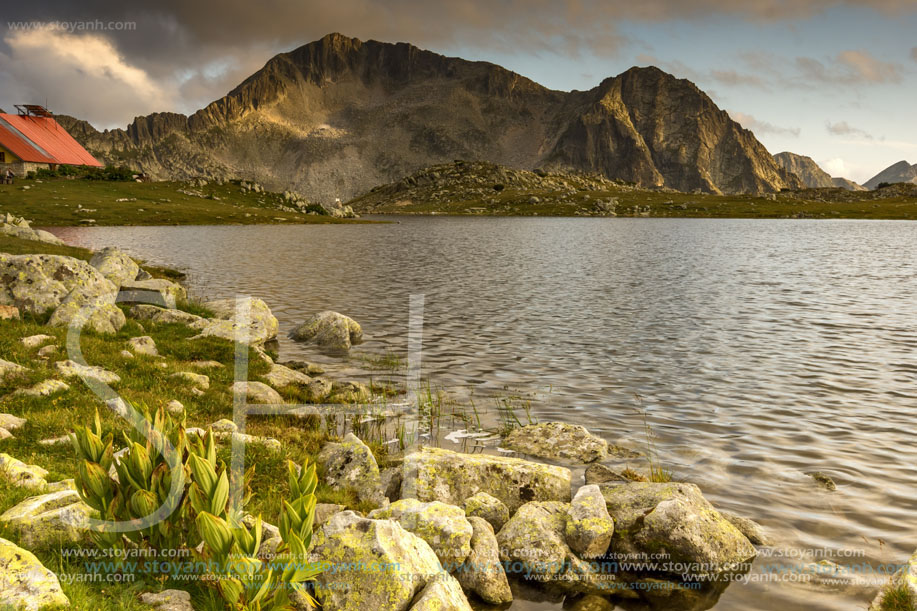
[59,33,800,201]
[773,152,864,191]
[863,161,917,189]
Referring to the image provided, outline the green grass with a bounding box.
[880,583,914,611]
[0,178,369,226]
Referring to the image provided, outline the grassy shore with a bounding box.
[0,178,365,226]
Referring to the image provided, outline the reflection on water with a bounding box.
[53,217,917,610]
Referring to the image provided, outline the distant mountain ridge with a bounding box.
[773,152,864,191]
[57,33,803,201]
[863,160,917,190]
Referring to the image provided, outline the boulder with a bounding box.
[502,422,608,463]
[129,305,202,325]
[600,482,756,574]
[0,453,48,489]
[20,334,53,348]
[203,297,279,342]
[0,305,19,320]
[166,400,184,415]
[290,311,363,351]
[721,512,770,546]
[496,501,602,593]
[231,381,283,404]
[463,492,510,532]
[280,359,325,375]
[0,254,117,315]
[331,380,371,403]
[47,291,126,334]
[308,511,445,611]
[139,590,193,611]
[118,279,186,308]
[54,360,120,385]
[369,499,473,566]
[128,335,158,356]
[0,428,11,440]
[317,433,383,505]
[11,379,69,398]
[401,447,571,513]
[565,485,615,559]
[189,317,276,346]
[169,371,210,390]
[409,574,473,611]
[307,377,333,401]
[584,464,631,485]
[314,503,346,529]
[0,537,70,609]
[262,363,311,388]
[90,247,139,288]
[36,345,58,359]
[380,467,402,502]
[0,414,26,431]
[0,489,93,547]
[456,516,513,604]
[0,358,26,380]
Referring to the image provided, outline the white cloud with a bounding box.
[0,29,174,127]
[729,111,800,136]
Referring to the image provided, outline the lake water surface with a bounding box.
[53,217,917,611]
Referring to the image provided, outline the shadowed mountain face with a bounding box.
[863,160,917,189]
[57,33,802,201]
[774,152,865,191]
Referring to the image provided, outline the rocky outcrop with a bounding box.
[502,422,608,463]
[0,537,70,609]
[290,310,363,351]
[400,447,571,513]
[600,482,756,574]
[62,33,799,200]
[773,152,864,191]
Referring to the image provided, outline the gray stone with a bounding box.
[502,422,608,463]
[231,381,283,404]
[169,371,210,390]
[128,335,158,356]
[0,453,48,489]
[20,334,53,349]
[129,305,202,325]
[203,297,279,343]
[408,574,472,611]
[456,516,513,604]
[721,512,770,546]
[290,311,363,351]
[0,414,26,431]
[0,358,26,381]
[463,492,510,532]
[565,485,615,558]
[369,499,473,565]
[48,290,125,334]
[0,489,92,547]
[584,463,631,485]
[11,379,69,398]
[263,363,311,388]
[118,279,186,308]
[401,447,571,513]
[54,360,120,385]
[90,247,139,288]
[317,433,383,505]
[139,589,193,611]
[0,253,116,315]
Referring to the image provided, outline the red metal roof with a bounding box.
[0,113,102,167]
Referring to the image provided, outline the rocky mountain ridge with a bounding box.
[773,152,864,191]
[58,33,802,202]
[863,160,917,189]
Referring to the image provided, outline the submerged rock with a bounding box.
[0,536,70,609]
[369,499,473,565]
[290,310,363,351]
[808,471,837,491]
[502,422,608,463]
[401,447,571,513]
[600,482,756,574]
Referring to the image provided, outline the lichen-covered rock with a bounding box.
[128,335,158,356]
[380,467,402,502]
[369,499,473,565]
[308,511,445,611]
[0,414,26,431]
[139,589,193,611]
[291,311,363,351]
[0,453,48,489]
[331,380,371,403]
[280,359,325,375]
[307,377,333,401]
[204,297,279,342]
[600,482,756,573]
[189,316,276,346]
[401,447,571,513]
[0,253,116,315]
[496,501,601,593]
[48,290,126,334]
[408,574,473,611]
[463,492,510,532]
[55,359,120,385]
[118,279,187,308]
[90,247,139,288]
[0,428,12,440]
[263,363,311,388]
[129,305,202,325]
[584,463,631,485]
[502,422,608,463]
[11,379,69,398]
[314,503,346,529]
[456,516,512,604]
[0,489,93,546]
[721,511,770,546]
[565,485,615,559]
[229,432,282,453]
[0,358,26,381]
[317,433,383,505]
[0,536,70,609]
[231,381,283,404]
[169,371,210,390]
[166,400,184,415]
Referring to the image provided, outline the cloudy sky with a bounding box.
[1,0,914,183]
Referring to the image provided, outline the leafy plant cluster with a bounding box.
[27,164,135,181]
[71,406,321,610]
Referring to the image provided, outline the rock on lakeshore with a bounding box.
[502,422,609,463]
[290,310,363,351]
[369,499,473,565]
[401,447,571,513]
[89,247,140,288]
[317,433,383,505]
[204,297,279,342]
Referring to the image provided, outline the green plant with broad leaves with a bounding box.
[72,405,322,609]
